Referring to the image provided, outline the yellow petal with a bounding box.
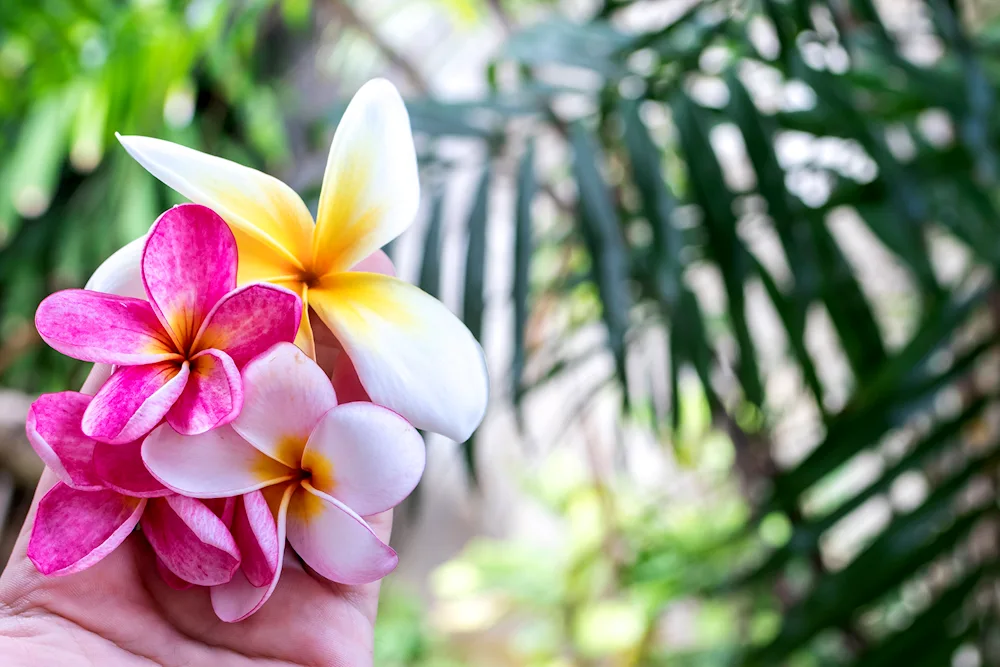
[313,79,419,275]
[117,134,312,271]
[310,272,489,441]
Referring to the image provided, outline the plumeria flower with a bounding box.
[34,204,302,444]
[142,342,426,621]
[115,78,489,442]
[26,392,241,585]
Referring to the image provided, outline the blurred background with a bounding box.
[5,0,1000,664]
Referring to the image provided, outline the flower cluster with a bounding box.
[24,79,488,622]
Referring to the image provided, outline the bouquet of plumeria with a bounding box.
[23,79,489,622]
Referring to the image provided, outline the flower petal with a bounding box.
[211,483,294,622]
[26,392,102,490]
[313,78,418,274]
[204,496,237,525]
[303,403,424,516]
[117,134,313,274]
[82,361,190,445]
[193,283,302,367]
[35,290,178,365]
[28,484,145,576]
[232,491,279,587]
[286,482,397,585]
[93,440,171,498]
[85,236,147,298]
[157,557,194,590]
[143,424,296,498]
[311,272,489,441]
[141,495,241,587]
[165,349,242,436]
[330,351,370,404]
[233,342,337,468]
[142,204,238,349]
[350,248,396,276]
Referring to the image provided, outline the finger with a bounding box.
[299,508,393,625]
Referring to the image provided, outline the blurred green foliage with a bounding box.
[0,0,296,391]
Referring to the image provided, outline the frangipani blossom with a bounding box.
[34,204,302,444]
[116,78,489,442]
[26,392,241,584]
[142,342,425,620]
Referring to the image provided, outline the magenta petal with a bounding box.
[232,491,279,587]
[26,392,102,490]
[211,484,294,622]
[142,204,238,348]
[156,557,194,590]
[193,283,302,368]
[204,496,237,526]
[35,290,178,365]
[82,361,190,445]
[93,440,170,498]
[28,483,145,576]
[141,495,241,587]
[330,353,371,404]
[165,349,242,435]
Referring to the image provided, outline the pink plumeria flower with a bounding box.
[113,78,489,442]
[142,342,426,621]
[26,392,241,584]
[34,204,302,444]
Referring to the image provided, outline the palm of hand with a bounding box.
[0,474,389,667]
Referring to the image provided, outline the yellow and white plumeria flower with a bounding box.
[99,79,488,442]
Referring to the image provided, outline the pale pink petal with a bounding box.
[156,557,194,590]
[141,204,237,350]
[311,273,489,441]
[35,290,178,365]
[141,495,240,587]
[286,483,397,585]
[350,249,396,276]
[232,342,337,468]
[93,440,170,498]
[143,424,296,498]
[303,403,424,516]
[232,491,279,587]
[82,361,190,445]
[28,484,145,576]
[211,484,295,622]
[192,283,301,368]
[26,392,102,490]
[165,349,242,435]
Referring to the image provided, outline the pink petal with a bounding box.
[157,557,194,590]
[211,484,295,622]
[35,290,178,365]
[142,424,296,498]
[82,361,190,445]
[233,491,279,587]
[141,495,241,587]
[303,403,424,516]
[28,483,145,576]
[93,440,171,498]
[350,249,396,276]
[205,497,237,525]
[232,342,337,468]
[141,204,237,350]
[330,352,371,404]
[192,283,302,368]
[26,392,102,490]
[285,483,397,585]
[165,349,242,435]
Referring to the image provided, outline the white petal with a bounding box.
[311,273,489,441]
[313,78,419,274]
[85,236,146,298]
